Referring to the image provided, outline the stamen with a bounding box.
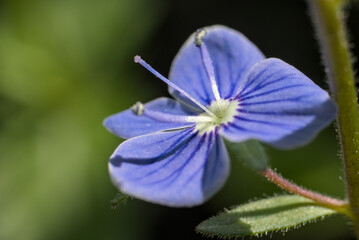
[144,109,214,123]
[134,55,217,119]
[195,29,221,102]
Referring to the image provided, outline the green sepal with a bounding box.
[196,195,336,238]
[225,139,268,170]
[110,192,130,209]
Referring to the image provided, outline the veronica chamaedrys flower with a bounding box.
[104,25,336,207]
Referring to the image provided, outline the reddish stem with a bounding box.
[261,168,349,215]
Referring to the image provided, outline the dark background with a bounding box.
[0,0,358,239]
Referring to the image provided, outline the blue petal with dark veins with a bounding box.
[169,25,265,110]
[220,58,337,149]
[108,129,230,207]
[103,97,196,139]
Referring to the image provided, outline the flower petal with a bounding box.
[103,97,197,139]
[169,25,265,109]
[221,58,337,149]
[108,128,230,207]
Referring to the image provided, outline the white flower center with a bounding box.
[194,99,239,135]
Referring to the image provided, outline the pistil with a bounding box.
[134,55,217,119]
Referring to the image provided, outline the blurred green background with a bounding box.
[0,0,358,239]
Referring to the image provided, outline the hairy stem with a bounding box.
[261,168,350,216]
[307,0,359,235]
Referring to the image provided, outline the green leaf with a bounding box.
[196,195,336,238]
[225,139,268,170]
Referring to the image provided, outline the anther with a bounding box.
[194,28,207,47]
[131,101,145,115]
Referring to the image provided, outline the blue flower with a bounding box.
[104,25,336,207]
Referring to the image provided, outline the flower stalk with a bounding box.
[260,168,350,216]
[307,0,359,235]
